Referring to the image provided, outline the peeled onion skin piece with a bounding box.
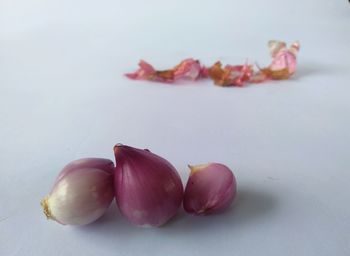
[183,163,237,215]
[41,158,115,226]
[114,145,184,227]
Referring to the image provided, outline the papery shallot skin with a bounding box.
[114,145,184,227]
[183,163,236,215]
[253,40,300,81]
[126,40,300,86]
[41,158,114,226]
[125,59,205,83]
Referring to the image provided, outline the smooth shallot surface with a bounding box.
[41,158,115,226]
[114,144,184,227]
[183,163,237,215]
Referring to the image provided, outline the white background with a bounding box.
[1,0,349,255]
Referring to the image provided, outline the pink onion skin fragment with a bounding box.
[173,58,203,80]
[269,49,297,75]
[114,145,184,227]
[125,60,156,80]
[125,58,207,83]
[125,40,300,86]
[224,64,254,86]
[41,158,115,226]
[183,163,237,215]
[258,40,300,80]
[207,62,254,87]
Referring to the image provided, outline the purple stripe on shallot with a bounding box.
[114,144,184,227]
[41,158,115,225]
[183,163,237,215]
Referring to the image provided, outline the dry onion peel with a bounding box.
[126,40,300,87]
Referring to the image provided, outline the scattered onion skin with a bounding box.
[183,163,237,215]
[41,158,115,226]
[114,144,184,227]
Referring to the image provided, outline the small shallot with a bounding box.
[41,158,114,225]
[183,163,237,215]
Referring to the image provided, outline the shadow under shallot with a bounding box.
[292,62,333,80]
[72,187,277,238]
[163,187,278,234]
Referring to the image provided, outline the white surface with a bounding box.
[1,0,350,255]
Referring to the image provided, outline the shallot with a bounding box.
[41,158,114,225]
[183,163,237,215]
[114,145,184,227]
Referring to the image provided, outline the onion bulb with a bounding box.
[183,163,236,215]
[114,145,183,227]
[41,158,114,225]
